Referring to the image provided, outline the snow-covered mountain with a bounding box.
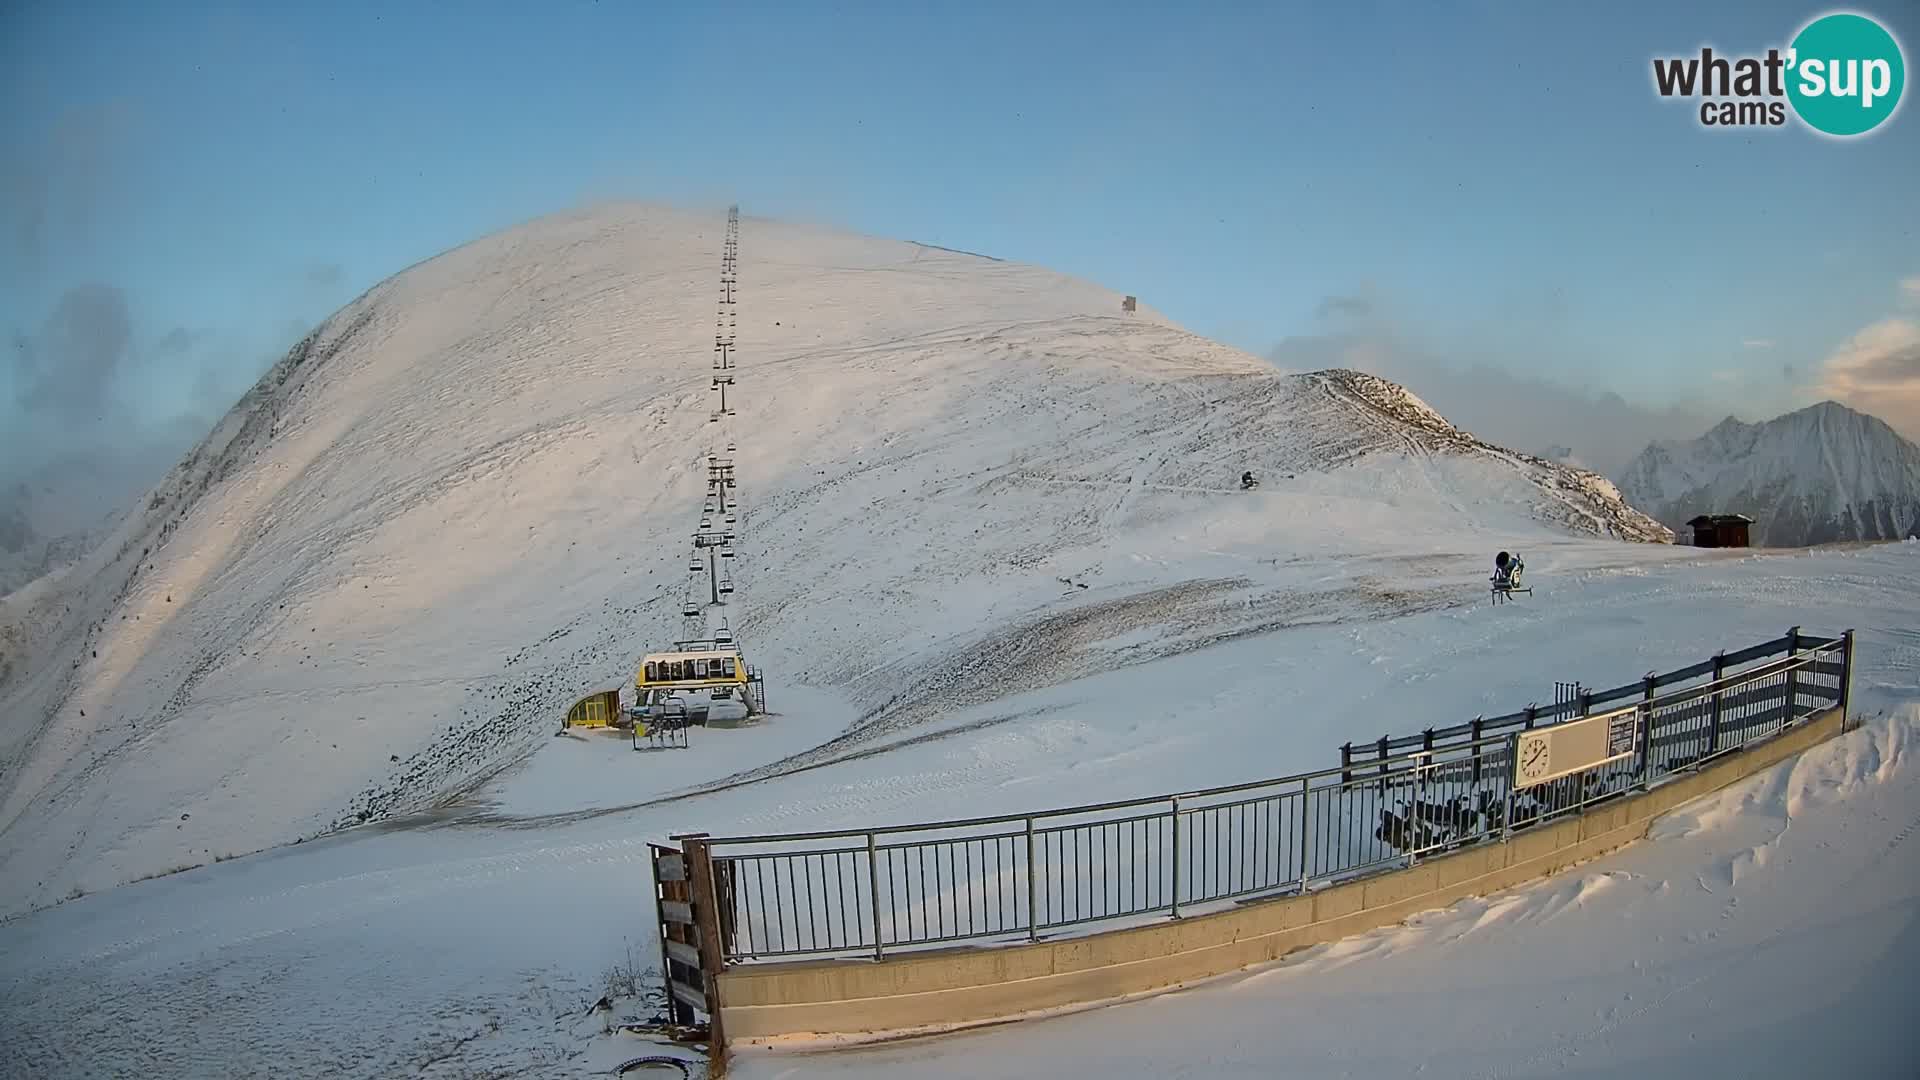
[0,495,123,600]
[0,203,1669,913]
[1616,401,1920,547]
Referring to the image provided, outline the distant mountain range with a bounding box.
[0,482,123,598]
[1615,400,1920,547]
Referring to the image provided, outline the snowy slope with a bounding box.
[1,540,1913,1079]
[727,705,1920,1080]
[1616,401,1920,546]
[0,203,1666,916]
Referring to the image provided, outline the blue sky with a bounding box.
[3,0,1917,511]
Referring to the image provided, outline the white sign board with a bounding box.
[1513,706,1641,789]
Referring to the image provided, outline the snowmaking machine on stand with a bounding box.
[1490,550,1531,604]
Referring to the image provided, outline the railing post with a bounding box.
[1297,776,1312,895]
[1639,672,1657,789]
[1708,651,1726,755]
[1340,742,1352,785]
[866,832,883,960]
[1409,750,1428,867]
[1375,735,1389,794]
[1840,629,1856,730]
[682,834,729,1076]
[1501,733,1519,840]
[1170,796,1182,918]
[1024,817,1038,942]
[1785,626,1801,729]
[1524,704,1537,729]
[1470,716,1484,783]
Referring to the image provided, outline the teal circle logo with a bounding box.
[1786,12,1906,136]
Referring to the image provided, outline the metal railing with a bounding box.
[692,630,1852,963]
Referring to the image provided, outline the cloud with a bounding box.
[9,282,133,420]
[2,101,137,273]
[1901,276,1920,307]
[304,263,344,288]
[155,326,212,356]
[1743,338,1775,349]
[1813,317,1920,437]
[1711,369,1741,382]
[1315,294,1373,320]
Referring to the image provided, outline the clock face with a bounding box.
[1519,735,1551,780]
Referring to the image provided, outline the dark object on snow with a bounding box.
[1687,513,1753,548]
[1490,551,1531,604]
[614,1057,692,1077]
[1240,471,1258,490]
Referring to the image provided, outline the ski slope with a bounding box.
[2,540,1915,1079]
[0,203,1665,916]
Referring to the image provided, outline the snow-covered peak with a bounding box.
[0,203,1671,913]
[1616,400,1920,545]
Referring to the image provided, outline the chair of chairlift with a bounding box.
[719,581,734,595]
[681,603,699,617]
[721,547,736,559]
[688,557,702,571]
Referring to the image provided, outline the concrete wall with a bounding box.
[717,706,1846,1044]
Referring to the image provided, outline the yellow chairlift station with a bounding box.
[632,634,767,719]
[636,647,748,692]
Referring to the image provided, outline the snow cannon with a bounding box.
[1490,551,1530,605]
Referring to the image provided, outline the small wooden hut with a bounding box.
[1686,514,1753,548]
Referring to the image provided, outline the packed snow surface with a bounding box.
[0,203,1667,915]
[2,540,1915,1079]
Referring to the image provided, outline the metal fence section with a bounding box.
[694,629,1852,963]
[633,717,691,751]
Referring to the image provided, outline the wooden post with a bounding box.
[649,843,698,1028]
[682,835,730,1077]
